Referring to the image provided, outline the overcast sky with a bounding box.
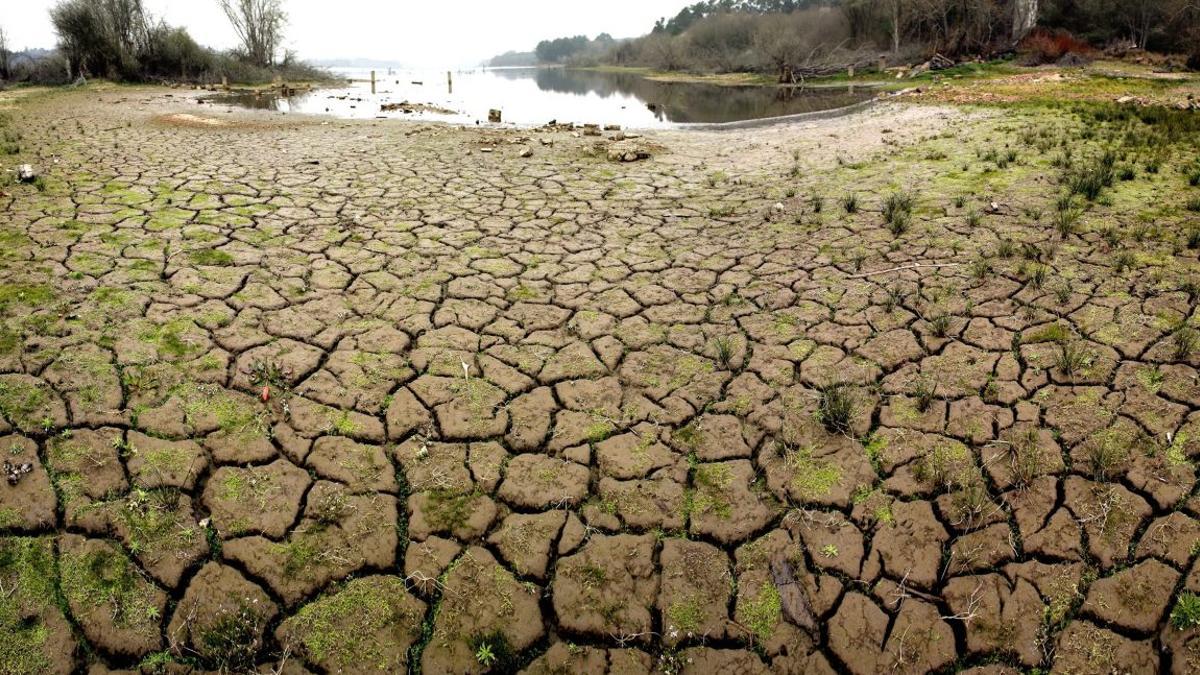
[6,0,684,66]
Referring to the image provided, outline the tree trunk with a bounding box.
[1012,0,1039,42]
[891,0,901,54]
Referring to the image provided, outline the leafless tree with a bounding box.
[216,0,285,68]
[754,10,858,80]
[884,0,904,54]
[0,26,9,80]
[1120,0,1164,48]
[643,33,686,71]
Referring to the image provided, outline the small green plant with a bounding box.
[475,642,496,667]
[1187,228,1200,249]
[197,605,266,672]
[1057,341,1092,377]
[712,335,736,369]
[842,193,859,213]
[913,376,938,412]
[882,284,904,312]
[1174,325,1198,360]
[970,256,993,279]
[883,191,915,235]
[1028,263,1048,288]
[1114,249,1137,273]
[1006,428,1043,489]
[817,382,856,435]
[929,314,953,338]
[1066,150,1115,200]
[1054,285,1072,305]
[1052,207,1080,237]
[1172,592,1200,629]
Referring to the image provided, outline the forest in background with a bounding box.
[494,0,1200,76]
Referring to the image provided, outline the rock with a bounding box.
[488,109,501,123]
[17,164,35,182]
[518,146,533,158]
[606,140,653,163]
[3,460,33,485]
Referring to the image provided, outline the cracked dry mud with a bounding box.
[3,84,1200,674]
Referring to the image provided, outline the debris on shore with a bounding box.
[602,138,659,162]
[380,101,457,115]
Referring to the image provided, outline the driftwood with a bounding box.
[844,262,960,279]
[769,557,817,633]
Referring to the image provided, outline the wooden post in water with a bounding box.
[371,70,376,95]
[447,71,452,94]
[221,75,228,90]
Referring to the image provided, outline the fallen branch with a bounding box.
[845,262,960,279]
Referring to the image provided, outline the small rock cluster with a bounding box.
[4,460,34,485]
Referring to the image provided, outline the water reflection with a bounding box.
[203,67,874,128]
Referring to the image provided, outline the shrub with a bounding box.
[817,383,856,435]
[1018,28,1093,66]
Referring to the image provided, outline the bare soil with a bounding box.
[2,71,1200,672]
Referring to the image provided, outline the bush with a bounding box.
[142,25,213,79]
[1018,28,1094,66]
[7,52,72,85]
[45,0,327,84]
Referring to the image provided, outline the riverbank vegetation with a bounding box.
[507,0,1200,80]
[0,0,327,87]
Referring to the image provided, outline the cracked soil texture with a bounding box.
[2,83,1200,674]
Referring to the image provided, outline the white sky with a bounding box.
[5,0,684,67]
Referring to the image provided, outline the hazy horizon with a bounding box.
[5,0,686,68]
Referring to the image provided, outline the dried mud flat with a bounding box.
[2,84,1200,674]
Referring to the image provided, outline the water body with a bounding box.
[204,66,875,128]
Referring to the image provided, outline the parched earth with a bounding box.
[3,83,1200,674]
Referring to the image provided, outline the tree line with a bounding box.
[0,0,325,85]
[530,0,1200,76]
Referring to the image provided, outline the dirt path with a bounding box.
[2,85,1200,674]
